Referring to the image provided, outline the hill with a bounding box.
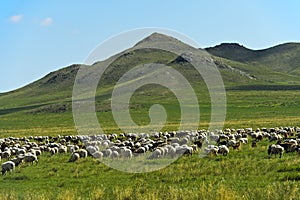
[1,33,300,134]
[206,42,300,81]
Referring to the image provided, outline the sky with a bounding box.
[1,0,300,93]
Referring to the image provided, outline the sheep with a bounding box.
[76,149,88,158]
[176,145,193,156]
[69,152,80,162]
[92,151,103,159]
[2,161,15,175]
[48,148,56,155]
[149,149,162,159]
[227,140,241,150]
[166,145,177,158]
[227,140,237,148]
[16,148,26,156]
[67,145,79,153]
[58,145,67,154]
[268,144,284,158]
[111,151,119,159]
[86,146,98,156]
[23,154,38,165]
[102,149,112,158]
[239,138,248,144]
[1,150,11,160]
[34,149,42,156]
[204,145,219,156]
[120,148,132,159]
[10,157,23,167]
[218,145,229,156]
[135,147,146,154]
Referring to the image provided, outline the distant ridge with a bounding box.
[206,42,300,63]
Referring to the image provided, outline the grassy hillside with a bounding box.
[0,34,300,135]
[207,42,300,80]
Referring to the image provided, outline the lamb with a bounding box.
[268,144,284,158]
[2,161,15,175]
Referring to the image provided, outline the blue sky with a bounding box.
[1,0,300,92]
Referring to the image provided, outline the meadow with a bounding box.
[0,138,300,200]
[1,89,300,199]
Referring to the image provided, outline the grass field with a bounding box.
[0,139,300,200]
[1,89,300,199]
[1,89,300,137]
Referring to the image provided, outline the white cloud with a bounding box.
[40,17,53,26]
[10,14,23,23]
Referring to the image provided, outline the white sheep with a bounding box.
[218,145,229,156]
[268,144,284,158]
[149,149,162,159]
[48,147,56,155]
[58,145,67,154]
[239,138,248,144]
[86,146,98,156]
[23,154,38,165]
[111,151,119,159]
[121,148,132,159]
[76,149,88,158]
[1,151,11,160]
[102,149,112,158]
[92,151,103,159]
[69,152,80,162]
[204,145,219,156]
[167,145,177,158]
[10,157,23,167]
[16,148,26,156]
[135,147,146,154]
[2,161,15,175]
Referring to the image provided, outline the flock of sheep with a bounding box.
[1,126,300,175]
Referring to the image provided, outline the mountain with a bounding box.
[206,43,256,62]
[1,33,300,133]
[206,42,300,77]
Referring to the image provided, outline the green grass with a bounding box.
[0,140,300,200]
[1,89,300,137]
